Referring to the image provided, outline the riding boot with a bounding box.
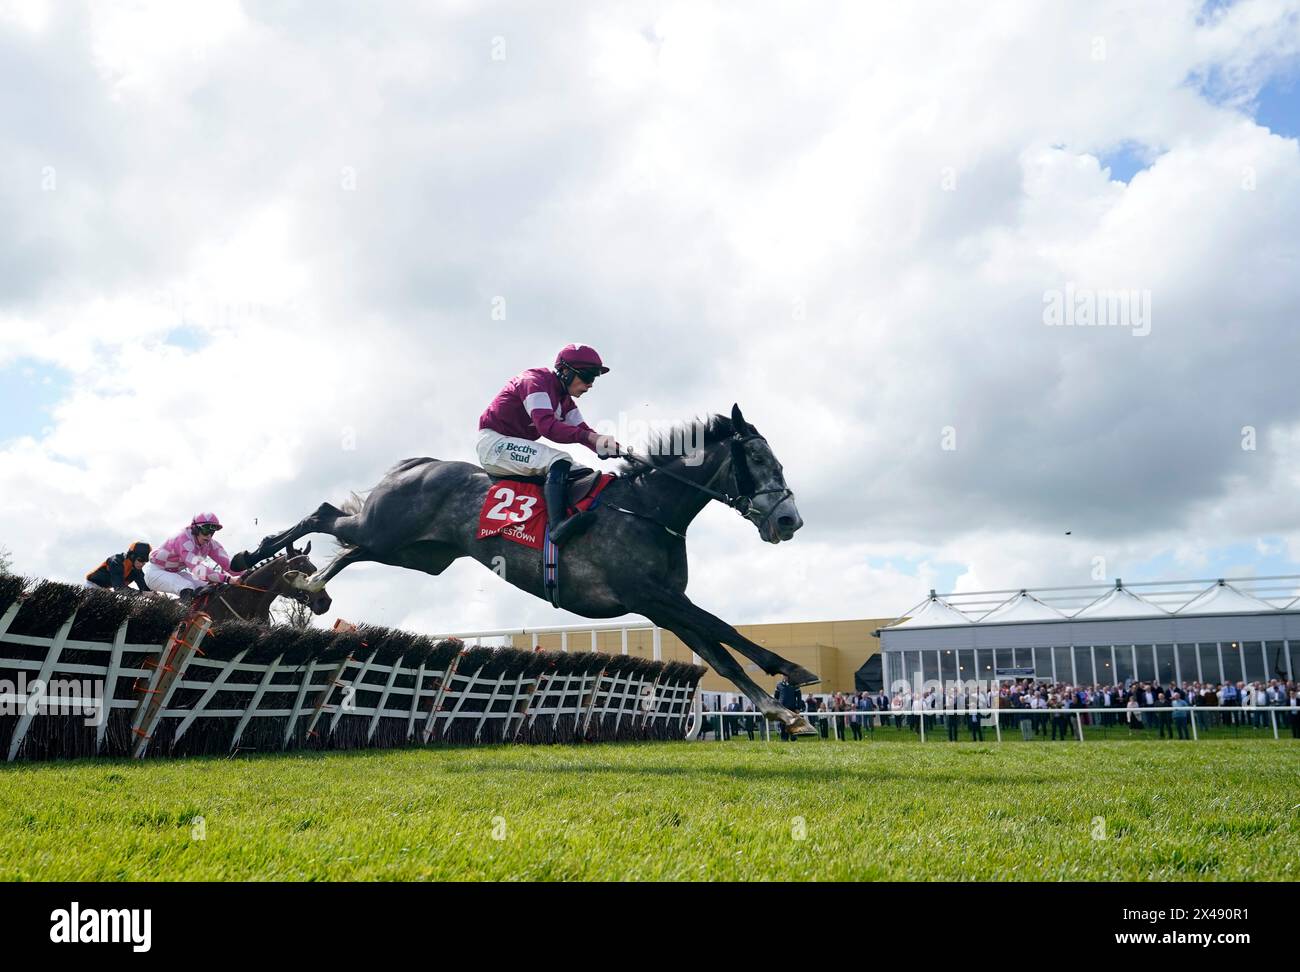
[546,460,596,545]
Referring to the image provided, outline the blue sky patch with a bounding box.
[0,360,71,446]
[1196,0,1236,26]
[165,326,208,352]
[1253,70,1300,140]
[1183,30,1300,141]
[867,556,965,604]
[1099,142,1158,183]
[1116,541,1300,587]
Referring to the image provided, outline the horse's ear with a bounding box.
[302,540,311,555]
[287,542,298,557]
[731,403,748,433]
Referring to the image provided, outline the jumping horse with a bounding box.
[238,406,819,732]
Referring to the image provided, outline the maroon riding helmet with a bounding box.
[555,344,610,383]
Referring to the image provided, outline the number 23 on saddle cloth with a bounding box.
[476,473,615,550]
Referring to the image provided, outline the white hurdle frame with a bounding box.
[0,607,704,759]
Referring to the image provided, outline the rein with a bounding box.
[616,433,794,537]
[621,451,745,510]
[199,554,315,621]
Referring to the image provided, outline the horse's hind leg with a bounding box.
[252,503,349,559]
[285,541,461,592]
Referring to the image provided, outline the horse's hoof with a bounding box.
[283,570,309,591]
[785,666,820,687]
[787,715,819,735]
[254,536,281,560]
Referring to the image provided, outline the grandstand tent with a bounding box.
[874,578,1300,690]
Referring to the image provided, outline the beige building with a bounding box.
[445,618,891,694]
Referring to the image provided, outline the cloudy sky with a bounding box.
[2,0,1299,635]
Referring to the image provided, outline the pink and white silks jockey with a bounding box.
[142,512,243,596]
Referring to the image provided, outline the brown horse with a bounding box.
[195,542,332,625]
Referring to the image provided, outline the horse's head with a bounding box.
[272,541,333,615]
[728,404,803,544]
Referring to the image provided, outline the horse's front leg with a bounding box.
[666,624,817,735]
[646,590,820,687]
[630,588,814,733]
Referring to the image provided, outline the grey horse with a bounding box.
[240,405,819,733]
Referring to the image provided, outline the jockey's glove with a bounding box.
[593,434,622,458]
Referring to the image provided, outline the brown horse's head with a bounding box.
[211,542,331,624]
[273,541,333,616]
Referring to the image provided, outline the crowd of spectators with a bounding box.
[703,676,1300,741]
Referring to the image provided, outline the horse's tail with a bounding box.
[333,491,368,553]
[341,491,366,517]
[335,457,437,551]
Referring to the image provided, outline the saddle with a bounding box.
[488,465,603,508]
[483,466,615,610]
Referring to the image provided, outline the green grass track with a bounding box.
[1,739,1295,881]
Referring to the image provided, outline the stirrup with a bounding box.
[548,509,596,545]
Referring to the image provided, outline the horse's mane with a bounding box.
[384,416,748,482]
[616,414,747,480]
[241,547,297,579]
[387,457,436,476]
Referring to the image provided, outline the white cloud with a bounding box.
[2,0,1299,638]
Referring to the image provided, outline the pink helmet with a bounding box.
[555,344,609,376]
[190,512,223,530]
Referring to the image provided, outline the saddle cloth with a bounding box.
[488,465,602,507]
[476,471,615,550]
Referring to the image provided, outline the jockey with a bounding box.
[85,541,152,592]
[477,343,622,544]
[143,513,244,602]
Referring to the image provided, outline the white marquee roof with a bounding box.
[978,590,1066,623]
[1174,580,1275,615]
[883,577,1300,630]
[1072,585,1168,619]
[890,595,972,629]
